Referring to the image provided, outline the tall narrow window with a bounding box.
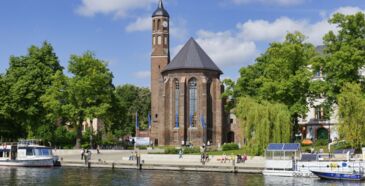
[164,37,168,45]
[153,20,156,31]
[157,19,161,30]
[157,36,162,45]
[175,79,179,128]
[314,106,325,120]
[189,78,197,127]
[153,36,156,45]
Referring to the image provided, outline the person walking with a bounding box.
[84,149,90,165]
[81,149,85,160]
[179,149,183,159]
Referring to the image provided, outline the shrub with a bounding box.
[164,147,179,154]
[302,147,312,153]
[138,146,148,150]
[222,143,239,151]
[314,139,328,146]
[183,147,200,154]
[81,144,90,149]
[333,141,352,150]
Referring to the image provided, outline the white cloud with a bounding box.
[237,18,307,42]
[126,16,151,32]
[134,70,151,79]
[236,17,336,45]
[235,6,365,45]
[172,30,258,68]
[76,0,154,18]
[332,6,364,16]
[171,6,365,69]
[195,30,257,67]
[231,0,305,6]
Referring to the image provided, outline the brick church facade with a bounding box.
[149,0,243,147]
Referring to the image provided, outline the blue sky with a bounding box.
[0,0,364,87]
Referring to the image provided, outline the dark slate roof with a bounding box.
[152,0,169,17]
[162,38,223,74]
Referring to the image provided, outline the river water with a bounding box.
[0,167,364,186]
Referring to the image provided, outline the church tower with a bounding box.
[150,0,170,145]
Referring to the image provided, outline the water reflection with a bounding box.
[0,167,365,186]
[264,175,365,186]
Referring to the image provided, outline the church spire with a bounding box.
[152,0,169,17]
[158,0,164,9]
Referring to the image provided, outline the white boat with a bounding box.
[262,143,364,178]
[0,140,58,167]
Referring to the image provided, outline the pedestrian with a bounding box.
[236,154,241,163]
[87,149,92,161]
[81,149,85,160]
[179,149,183,159]
[129,151,133,160]
[221,153,227,163]
[97,145,100,154]
[84,149,89,165]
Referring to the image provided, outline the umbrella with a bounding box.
[302,139,313,145]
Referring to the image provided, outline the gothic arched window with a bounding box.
[175,79,179,128]
[189,78,197,127]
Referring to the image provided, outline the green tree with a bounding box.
[67,52,114,148]
[337,83,365,149]
[42,52,114,148]
[0,42,62,139]
[111,84,151,137]
[235,32,315,138]
[312,12,365,107]
[236,97,292,155]
[222,78,235,112]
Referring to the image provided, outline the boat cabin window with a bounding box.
[26,148,33,156]
[0,149,10,158]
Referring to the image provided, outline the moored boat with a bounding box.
[310,170,365,181]
[0,140,59,167]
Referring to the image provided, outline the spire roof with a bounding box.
[152,0,169,17]
[162,38,223,74]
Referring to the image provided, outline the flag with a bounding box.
[148,112,152,129]
[200,115,206,129]
[135,112,139,129]
[175,113,179,128]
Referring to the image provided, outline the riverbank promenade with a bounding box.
[54,149,265,173]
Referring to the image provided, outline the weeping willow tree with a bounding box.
[337,83,365,149]
[236,96,292,155]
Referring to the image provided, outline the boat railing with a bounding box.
[17,139,44,146]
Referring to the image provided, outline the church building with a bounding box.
[149,0,240,146]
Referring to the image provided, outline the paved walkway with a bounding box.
[54,150,265,173]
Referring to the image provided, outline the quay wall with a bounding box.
[54,150,265,173]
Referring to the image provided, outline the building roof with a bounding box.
[152,0,169,18]
[162,38,223,74]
